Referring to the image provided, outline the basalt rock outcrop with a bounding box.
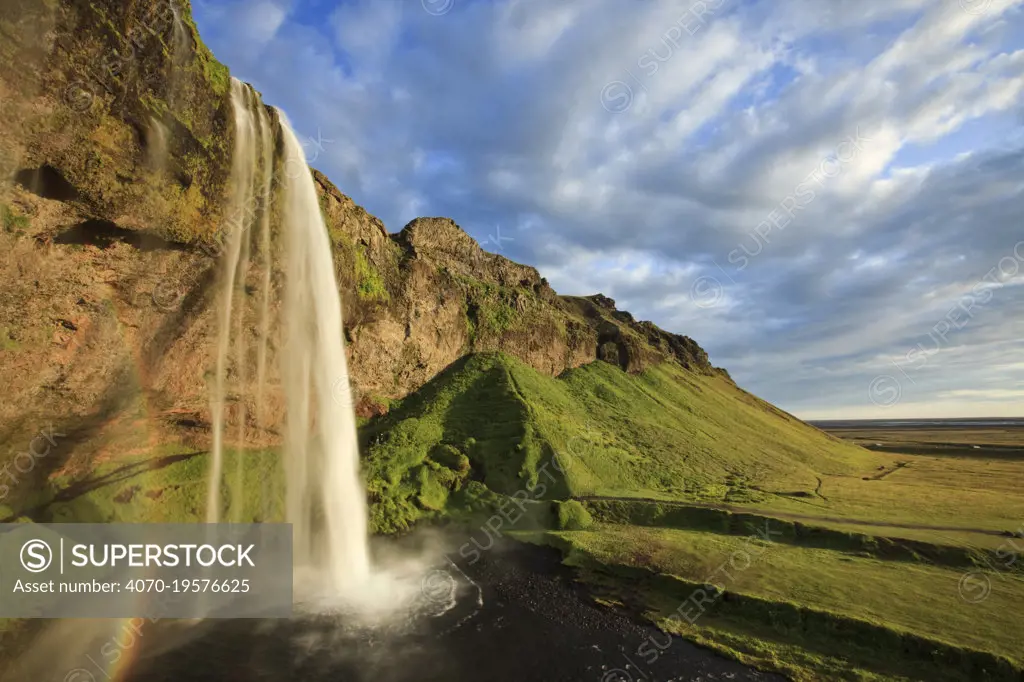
[0,0,721,509]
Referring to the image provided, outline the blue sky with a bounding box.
[192,0,1024,419]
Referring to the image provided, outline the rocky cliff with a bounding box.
[0,0,721,511]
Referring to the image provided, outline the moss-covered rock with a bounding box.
[554,500,594,530]
[1,0,233,246]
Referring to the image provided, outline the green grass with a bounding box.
[555,524,1024,681]
[3,342,1015,682]
[1,204,29,233]
[564,524,1024,658]
[554,499,594,530]
[582,499,1020,574]
[356,351,1024,679]
[551,359,885,498]
[3,445,283,525]
[361,353,566,533]
[359,351,889,532]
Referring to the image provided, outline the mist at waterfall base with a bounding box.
[203,78,457,622]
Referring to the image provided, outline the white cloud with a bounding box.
[330,1,404,69]
[231,0,288,48]
[192,0,1024,419]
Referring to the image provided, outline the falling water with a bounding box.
[253,92,276,523]
[206,79,266,523]
[169,2,190,62]
[278,111,371,589]
[254,98,275,439]
[206,78,370,588]
[145,116,169,172]
[144,2,191,170]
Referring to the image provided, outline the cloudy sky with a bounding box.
[192,0,1024,420]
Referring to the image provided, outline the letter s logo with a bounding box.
[21,539,53,573]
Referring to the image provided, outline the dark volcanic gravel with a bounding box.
[118,540,781,682]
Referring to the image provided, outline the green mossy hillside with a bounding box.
[360,351,883,534]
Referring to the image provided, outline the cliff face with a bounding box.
[0,0,719,509]
[0,0,238,508]
[320,179,720,415]
[1,0,233,243]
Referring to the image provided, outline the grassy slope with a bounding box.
[359,351,885,533]
[553,358,885,497]
[362,350,1024,540]
[362,351,1024,681]
[560,524,1024,666]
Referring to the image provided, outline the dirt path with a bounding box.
[577,495,1009,537]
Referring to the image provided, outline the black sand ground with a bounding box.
[119,540,780,682]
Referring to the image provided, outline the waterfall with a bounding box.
[206,79,256,523]
[145,116,169,172]
[278,111,371,588]
[206,78,370,590]
[254,102,275,438]
[169,3,190,62]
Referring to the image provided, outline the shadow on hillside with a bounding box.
[359,352,574,500]
[0,447,205,524]
[862,443,1024,459]
[359,355,479,446]
[50,451,204,504]
[441,362,525,490]
[1,363,141,514]
[54,219,187,252]
[140,256,219,374]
